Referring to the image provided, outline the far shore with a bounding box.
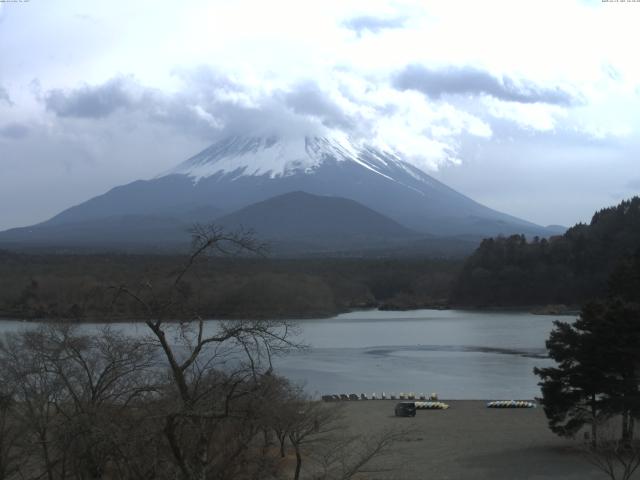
[0,304,581,323]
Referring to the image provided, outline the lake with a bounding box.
[0,309,568,399]
[274,309,565,399]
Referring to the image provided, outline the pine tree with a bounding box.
[535,299,640,445]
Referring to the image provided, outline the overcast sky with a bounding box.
[1,0,640,230]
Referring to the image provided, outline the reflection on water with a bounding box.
[0,309,570,399]
[363,345,548,359]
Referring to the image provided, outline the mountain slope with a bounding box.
[0,191,424,253]
[0,134,558,253]
[0,215,192,251]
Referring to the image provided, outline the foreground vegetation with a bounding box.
[0,226,404,480]
[0,324,405,480]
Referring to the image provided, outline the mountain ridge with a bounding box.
[0,134,562,253]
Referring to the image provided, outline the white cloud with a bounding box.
[484,99,568,132]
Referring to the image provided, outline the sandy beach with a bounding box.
[336,400,607,480]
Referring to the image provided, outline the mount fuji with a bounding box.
[0,134,559,253]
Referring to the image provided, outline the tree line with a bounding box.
[0,250,459,322]
[453,196,640,307]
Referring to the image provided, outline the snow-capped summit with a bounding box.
[167,134,411,182]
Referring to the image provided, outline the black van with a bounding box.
[394,402,416,417]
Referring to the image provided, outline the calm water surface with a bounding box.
[272,309,566,399]
[0,309,569,399]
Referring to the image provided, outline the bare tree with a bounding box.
[46,325,159,479]
[287,399,342,480]
[0,329,65,480]
[582,420,640,480]
[0,390,25,480]
[0,324,160,480]
[111,224,299,480]
[310,427,409,480]
[257,375,302,458]
[283,390,407,480]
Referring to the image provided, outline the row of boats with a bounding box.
[415,401,450,409]
[321,394,537,409]
[486,400,536,408]
[321,392,439,402]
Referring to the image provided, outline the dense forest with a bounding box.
[0,251,460,321]
[453,197,640,307]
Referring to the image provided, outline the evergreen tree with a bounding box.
[535,299,640,445]
[534,308,611,445]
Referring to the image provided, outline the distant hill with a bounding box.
[453,197,640,306]
[216,191,419,251]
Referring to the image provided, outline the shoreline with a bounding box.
[321,398,540,402]
[0,304,580,323]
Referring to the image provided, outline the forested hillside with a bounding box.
[453,197,640,306]
[0,252,459,321]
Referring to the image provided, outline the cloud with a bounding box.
[483,99,566,131]
[37,64,606,180]
[37,69,499,172]
[393,65,576,106]
[282,81,354,129]
[342,15,406,35]
[0,86,12,105]
[44,77,135,118]
[144,72,335,139]
[41,72,333,141]
[0,123,29,139]
[42,74,222,137]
